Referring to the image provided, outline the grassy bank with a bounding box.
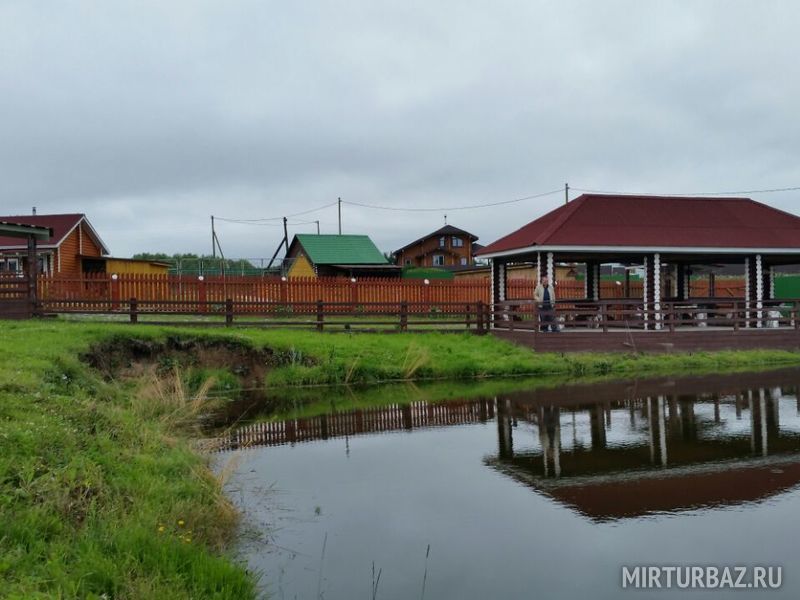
[0,323,255,598]
[4,319,800,597]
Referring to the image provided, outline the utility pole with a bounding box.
[267,216,289,271]
[565,183,570,205]
[211,215,216,258]
[338,197,342,235]
[315,220,320,234]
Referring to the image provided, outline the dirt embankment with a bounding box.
[83,334,309,389]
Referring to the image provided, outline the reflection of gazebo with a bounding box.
[488,369,800,521]
[0,220,52,318]
[491,455,800,522]
[476,195,800,350]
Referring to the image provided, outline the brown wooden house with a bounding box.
[393,225,479,268]
[0,213,109,276]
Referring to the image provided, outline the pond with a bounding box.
[212,368,800,599]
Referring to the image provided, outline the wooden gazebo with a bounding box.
[476,194,800,351]
[0,220,52,318]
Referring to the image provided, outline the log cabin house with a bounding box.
[0,213,169,277]
[393,225,480,268]
[0,213,108,276]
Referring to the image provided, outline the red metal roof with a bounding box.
[477,194,800,255]
[0,214,108,253]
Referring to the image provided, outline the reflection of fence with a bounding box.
[213,399,495,451]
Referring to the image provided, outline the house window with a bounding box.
[452,237,463,248]
[6,258,19,273]
[438,236,446,248]
[460,257,468,266]
[404,259,412,265]
[433,255,445,266]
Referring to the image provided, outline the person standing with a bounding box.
[534,276,558,332]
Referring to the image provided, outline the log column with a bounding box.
[676,264,687,301]
[536,251,542,285]
[642,253,663,329]
[624,268,631,298]
[26,234,37,316]
[544,251,555,283]
[642,256,650,329]
[767,265,775,301]
[585,261,600,301]
[653,253,662,330]
[490,258,508,327]
[745,254,763,328]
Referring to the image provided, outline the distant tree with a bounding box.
[383,251,398,265]
[132,253,260,275]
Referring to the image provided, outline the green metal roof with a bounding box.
[294,234,389,265]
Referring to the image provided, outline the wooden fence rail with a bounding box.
[491,297,800,333]
[42,297,492,332]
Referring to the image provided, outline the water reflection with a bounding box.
[219,368,800,599]
[491,374,800,521]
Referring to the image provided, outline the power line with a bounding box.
[213,218,321,227]
[341,188,563,212]
[214,219,284,226]
[570,185,800,197]
[214,200,338,223]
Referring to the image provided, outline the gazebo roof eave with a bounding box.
[481,244,800,260]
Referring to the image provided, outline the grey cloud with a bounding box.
[1,0,799,257]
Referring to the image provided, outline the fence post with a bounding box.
[601,303,608,333]
[110,273,120,311]
[400,301,408,332]
[794,301,799,331]
[198,275,207,313]
[225,298,233,327]
[465,303,471,330]
[668,303,675,333]
[349,278,358,311]
[129,297,138,324]
[733,300,740,331]
[317,299,324,332]
[476,301,484,334]
[280,276,288,309]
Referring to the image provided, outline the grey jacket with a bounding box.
[533,283,556,305]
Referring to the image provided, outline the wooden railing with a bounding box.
[41,298,491,332]
[491,298,800,332]
[0,273,33,319]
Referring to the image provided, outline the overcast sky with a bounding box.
[2,1,800,259]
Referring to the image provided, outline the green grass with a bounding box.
[4,318,800,597]
[0,322,255,599]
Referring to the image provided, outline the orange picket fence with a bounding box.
[36,273,746,314]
